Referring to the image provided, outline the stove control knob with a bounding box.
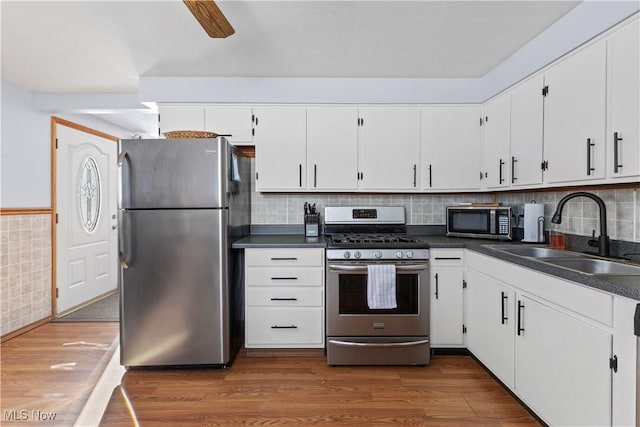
[343,251,351,259]
[353,251,362,259]
[374,251,383,259]
[405,251,414,259]
[395,251,403,259]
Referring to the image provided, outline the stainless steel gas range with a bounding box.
[324,206,430,366]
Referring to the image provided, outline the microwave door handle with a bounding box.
[489,210,496,234]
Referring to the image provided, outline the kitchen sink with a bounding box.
[541,258,640,275]
[491,246,581,259]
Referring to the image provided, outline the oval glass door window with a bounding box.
[78,156,101,232]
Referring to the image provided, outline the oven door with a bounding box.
[326,261,430,337]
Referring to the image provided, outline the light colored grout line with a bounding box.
[74,345,125,427]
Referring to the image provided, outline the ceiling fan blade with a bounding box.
[183,0,235,38]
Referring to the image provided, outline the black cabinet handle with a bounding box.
[511,156,517,183]
[434,257,461,260]
[271,325,298,329]
[517,300,525,336]
[413,164,417,188]
[270,277,298,281]
[299,164,302,187]
[434,273,439,299]
[501,292,508,324]
[270,297,298,301]
[314,164,317,188]
[614,132,623,173]
[428,164,433,188]
[499,159,505,184]
[587,138,595,176]
[270,257,297,261]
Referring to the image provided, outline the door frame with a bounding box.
[50,117,119,316]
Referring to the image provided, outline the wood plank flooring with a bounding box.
[1,322,119,426]
[101,351,541,427]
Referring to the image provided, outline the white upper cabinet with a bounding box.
[254,107,307,191]
[420,107,481,191]
[510,74,545,187]
[357,107,420,191]
[204,106,253,146]
[481,93,511,189]
[543,39,607,184]
[607,18,640,180]
[158,105,205,136]
[306,107,359,191]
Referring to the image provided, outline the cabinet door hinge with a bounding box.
[462,280,467,289]
[609,355,618,372]
[462,325,467,334]
[55,213,59,224]
[542,85,549,97]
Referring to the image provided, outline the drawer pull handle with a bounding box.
[434,257,461,260]
[271,277,298,281]
[270,297,298,301]
[270,257,298,261]
[271,325,298,329]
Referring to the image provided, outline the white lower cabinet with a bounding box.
[465,270,515,389]
[429,250,465,347]
[245,247,325,348]
[514,294,611,427]
[465,250,623,426]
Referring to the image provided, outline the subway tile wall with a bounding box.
[0,214,52,336]
[251,163,640,242]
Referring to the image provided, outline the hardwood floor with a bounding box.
[101,352,541,426]
[1,324,542,426]
[1,322,119,426]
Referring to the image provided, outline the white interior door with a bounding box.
[56,123,118,313]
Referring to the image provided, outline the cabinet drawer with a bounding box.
[247,287,323,307]
[246,307,324,347]
[246,248,324,267]
[246,267,323,287]
[430,249,464,266]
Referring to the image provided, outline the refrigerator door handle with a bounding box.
[119,211,133,268]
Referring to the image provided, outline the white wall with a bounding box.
[0,80,132,208]
[1,80,51,207]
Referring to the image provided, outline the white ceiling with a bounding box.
[0,0,616,135]
[2,0,581,92]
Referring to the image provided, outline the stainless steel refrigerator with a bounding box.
[118,137,250,367]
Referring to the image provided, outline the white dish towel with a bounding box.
[367,264,397,309]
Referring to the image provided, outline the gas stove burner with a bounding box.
[329,233,421,245]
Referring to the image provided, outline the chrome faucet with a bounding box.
[551,192,610,257]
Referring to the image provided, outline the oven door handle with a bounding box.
[328,339,430,348]
[328,264,429,272]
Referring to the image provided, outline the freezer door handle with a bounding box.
[117,150,129,166]
[119,253,129,269]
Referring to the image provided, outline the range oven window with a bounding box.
[338,273,419,315]
[449,210,490,233]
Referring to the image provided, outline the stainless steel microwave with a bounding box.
[446,206,512,240]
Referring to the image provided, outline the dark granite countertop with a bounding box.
[232,232,640,301]
[232,234,327,248]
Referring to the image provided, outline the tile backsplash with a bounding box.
[0,213,52,336]
[251,163,639,243]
